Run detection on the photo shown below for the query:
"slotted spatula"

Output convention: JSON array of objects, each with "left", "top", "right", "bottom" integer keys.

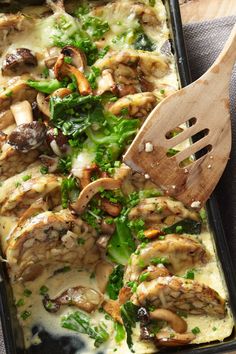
[{"left": 123, "top": 23, "right": 236, "bottom": 209}]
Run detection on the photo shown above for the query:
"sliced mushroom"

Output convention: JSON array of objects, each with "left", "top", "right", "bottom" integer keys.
[
  {"left": 2, "top": 48, "right": 38, "bottom": 76},
  {"left": 43, "top": 286, "right": 103, "bottom": 313},
  {"left": 71, "top": 178, "right": 121, "bottom": 214},
  {"left": 10, "top": 100, "right": 33, "bottom": 126},
  {"left": 61, "top": 46, "right": 87, "bottom": 72},
  {"left": 0, "top": 110, "right": 15, "bottom": 130},
  {"left": 107, "top": 92, "right": 157, "bottom": 118},
  {"left": 95, "top": 260, "right": 114, "bottom": 293},
  {"left": 118, "top": 286, "right": 132, "bottom": 304},
  {"left": 0, "top": 78, "right": 37, "bottom": 112},
  {"left": 7, "top": 121, "right": 46, "bottom": 152},
  {"left": 36, "top": 92, "right": 50, "bottom": 117},
  {"left": 150, "top": 309, "right": 187, "bottom": 334},
  {"left": 51, "top": 87, "right": 72, "bottom": 98},
  {"left": 100, "top": 218, "right": 116, "bottom": 235},
  {"left": 100, "top": 198, "right": 122, "bottom": 217},
  {"left": 155, "top": 331, "right": 196, "bottom": 347},
  {"left": 103, "top": 299, "right": 122, "bottom": 323},
  {"left": 96, "top": 69, "right": 116, "bottom": 95},
  {"left": 54, "top": 54, "right": 91, "bottom": 96},
  {"left": 0, "top": 14, "right": 25, "bottom": 31},
  {"left": 47, "top": 0, "right": 65, "bottom": 12}
]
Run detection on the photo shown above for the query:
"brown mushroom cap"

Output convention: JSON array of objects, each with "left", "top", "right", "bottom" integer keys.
[
  {"left": 155, "top": 331, "right": 196, "bottom": 347},
  {"left": 61, "top": 46, "right": 87, "bottom": 72},
  {"left": 43, "top": 286, "right": 103, "bottom": 313},
  {"left": 7, "top": 121, "right": 46, "bottom": 152},
  {"left": 2, "top": 48, "right": 38, "bottom": 76}
]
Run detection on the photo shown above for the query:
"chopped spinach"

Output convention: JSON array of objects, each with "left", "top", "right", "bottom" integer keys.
[
  {"left": 106, "top": 265, "right": 124, "bottom": 300},
  {"left": 61, "top": 311, "right": 109, "bottom": 347},
  {"left": 120, "top": 301, "right": 139, "bottom": 351}
]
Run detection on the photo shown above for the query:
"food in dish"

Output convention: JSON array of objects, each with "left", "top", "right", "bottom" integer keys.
[{"left": 0, "top": 0, "right": 234, "bottom": 353}]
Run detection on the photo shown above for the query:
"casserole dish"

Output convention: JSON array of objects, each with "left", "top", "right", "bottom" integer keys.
[{"left": 0, "top": 0, "right": 236, "bottom": 353}]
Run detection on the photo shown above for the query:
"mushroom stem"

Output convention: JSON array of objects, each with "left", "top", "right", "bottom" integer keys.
[
  {"left": 10, "top": 100, "right": 33, "bottom": 126},
  {"left": 155, "top": 331, "right": 196, "bottom": 347},
  {"left": 71, "top": 178, "right": 121, "bottom": 214},
  {"left": 36, "top": 92, "right": 50, "bottom": 117},
  {"left": 150, "top": 309, "right": 187, "bottom": 334}
]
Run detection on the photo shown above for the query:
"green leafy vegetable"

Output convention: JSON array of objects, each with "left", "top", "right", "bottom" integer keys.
[
  {"left": 107, "top": 219, "right": 136, "bottom": 265},
  {"left": 134, "top": 32, "right": 155, "bottom": 51},
  {"left": 21, "top": 310, "right": 31, "bottom": 320},
  {"left": 162, "top": 219, "right": 202, "bottom": 235},
  {"left": 61, "top": 176, "right": 79, "bottom": 208},
  {"left": 184, "top": 269, "right": 195, "bottom": 280},
  {"left": 27, "top": 79, "right": 64, "bottom": 94},
  {"left": 106, "top": 265, "right": 124, "bottom": 300},
  {"left": 120, "top": 301, "right": 139, "bottom": 351},
  {"left": 58, "top": 155, "right": 72, "bottom": 175},
  {"left": 114, "top": 322, "right": 126, "bottom": 344},
  {"left": 50, "top": 94, "right": 102, "bottom": 137},
  {"left": 61, "top": 311, "right": 109, "bottom": 347}
]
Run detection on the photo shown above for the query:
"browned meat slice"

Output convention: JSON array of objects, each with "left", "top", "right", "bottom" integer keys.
[
  {"left": 124, "top": 235, "right": 209, "bottom": 282},
  {"left": 0, "top": 174, "right": 62, "bottom": 216},
  {"left": 6, "top": 210, "right": 100, "bottom": 281},
  {"left": 0, "top": 145, "right": 39, "bottom": 181},
  {"left": 135, "top": 276, "right": 225, "bottom": 317},
  {"left": 128, "top": 196, "right": 199, "bottom": 228}
]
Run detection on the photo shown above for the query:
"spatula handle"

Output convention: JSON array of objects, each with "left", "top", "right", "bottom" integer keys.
[{"left": 209, "top": 22, "right": 236, "bottom": 75}]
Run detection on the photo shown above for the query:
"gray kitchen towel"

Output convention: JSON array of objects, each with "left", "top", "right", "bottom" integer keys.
[
  {"left": 183, "top": 16, "right": 236, "bottom": 258},
  {"left": 0, "top": 14, "right": 236, "bottom": 354}
]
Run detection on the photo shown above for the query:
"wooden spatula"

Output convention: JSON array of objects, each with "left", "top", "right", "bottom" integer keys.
[{"left": 124, "top": 23, "right": 236, "bottom": 209}]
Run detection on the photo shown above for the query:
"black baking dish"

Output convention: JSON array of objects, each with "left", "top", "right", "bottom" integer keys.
[{"left": 0, "top": 0, "right": 236, "bottom": 353}]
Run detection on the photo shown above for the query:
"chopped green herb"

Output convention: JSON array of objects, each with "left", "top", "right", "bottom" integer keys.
[
  {"left": 21, "top": 310, "right": 31, "bottom": 320},
  {"left": 212, "top": 326, "right": 217, "bottom": 331},
  {"left": 58, "top": 155, "right": 72, "bottom": 175},
  {"left": 99, "top": 45, "right": 110, "bottom": 58},
  {"left": 175, "top": 225, "right": 183, "bottom": 233},
  {"left": 80, "top": 15, "right": 110, "bottom": 40},
  {"left": 184, "top": 269, "right": 195, "bottom": 280},
  {"left": 139, "top": 272, "right": 150, "bottom": 282},
  {"left": 5, "top": 90, "right": 13, "bottom": 97},
  {"left": 64, "top": 56, "right": 73, "bottom": 64},
  {"left": 162, "top": 219, "right": 202, "bottom": 235},
  {"left": 87, "top": 66, "right": 101, "bottom": 89},
  {"left": 61, "top": 176, "right": 79, "bottom": 208},
  {"left": 134, "top": 31, "right": 155, "bottom": 51},
  {"left": 106, "top": 265, "right": 124, "bottom": 300},
  {"left": 39, "top": 285, "right": 49, "bottom": 296},
  {"left": 150, "top": 257, "right": 169, "bottom": 265},
  {"left": 23, "top": 289, "right": 32, "bottom": 297},
  {"left": 160, "top": 88, "right": 165, "bottom": 94},
  {"left": 77, "top": 237, "right": 85, "bottom": 245},
  {"left": 61, "top": 311, "right": 109, "bottom": 347},
  {"left": 126, "top": 281, "right": 138, "bottom": 293},
  {"left": 192, "top": 326, "right": 201, "bottom": 335},
  {"left": 16, "top": 298, "right": 25, "bottom": 307},
  {"left": 40, "top": 166, "right": 49, "bottom": 174},
  {"left": 15, "top": 182, "right": 21, "bottom": 188},
  {"left": 22, "top": 175, "right": 31, "bottom": 182}
]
